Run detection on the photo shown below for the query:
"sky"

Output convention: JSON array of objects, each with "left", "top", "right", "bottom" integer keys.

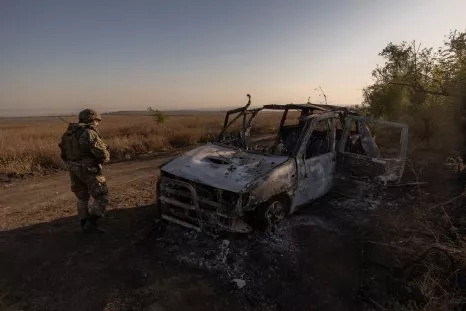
[{"left": 0, "top": 0, "right": 465, "bottom": 116}]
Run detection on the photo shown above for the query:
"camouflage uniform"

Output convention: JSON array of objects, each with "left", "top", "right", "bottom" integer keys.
[{"left": 58, "top": 109, "right": 110, "bottom": 233}]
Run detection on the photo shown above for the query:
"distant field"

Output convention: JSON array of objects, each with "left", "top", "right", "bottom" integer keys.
[
  {"left": 1, "top": 109, "right": 426, "bottom": 176},
  {"left": 0, "top": 109, "right": 232, "bottom": 119},
  {"left": 0, "top": 111, "right": 283, "bottom": 175}
]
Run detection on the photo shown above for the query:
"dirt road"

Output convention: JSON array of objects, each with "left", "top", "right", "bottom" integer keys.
[
  {"left": 0, "top": 155, "right": 171, "bottom": 231},
  {"left": 0, "top": 154, "right": 388, "bottom": 311}
]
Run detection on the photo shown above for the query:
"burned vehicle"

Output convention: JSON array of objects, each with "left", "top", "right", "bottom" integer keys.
[{"left": 156, "top": 95, "right": 408, "bottom": 233}]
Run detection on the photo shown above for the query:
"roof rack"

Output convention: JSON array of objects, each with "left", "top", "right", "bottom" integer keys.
[{"left": 262, "top": 103, "right": 360, "bottom": 115}]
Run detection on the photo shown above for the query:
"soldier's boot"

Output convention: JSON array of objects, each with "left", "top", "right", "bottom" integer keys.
[
  {"left": 86, "top": 214, "right": 106, "bottom": 234},
  {"left": 81, "top": 217, "right": 97, "bottom": 233},
  {"left": 76, "top": 197, "right": 91, "bottom": 232}
]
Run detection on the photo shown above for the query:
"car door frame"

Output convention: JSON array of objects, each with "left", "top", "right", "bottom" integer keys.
[
  {"left": 336, "top": 115, "right": 408, "bottom": 184},
  {"left": 291, "top": 112, "right": 337, "bottom": 212}
]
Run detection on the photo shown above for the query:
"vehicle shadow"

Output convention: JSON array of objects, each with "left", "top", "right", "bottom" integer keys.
[
  {"left": 0, "top": 197, "right": 391, "bottom": 311},
  {"left": 0, "top": 205, "right": 241, "bottom": 311}
]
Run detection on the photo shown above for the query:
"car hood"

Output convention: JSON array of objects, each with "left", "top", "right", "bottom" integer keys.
[{"left": 160, "top": 143, "right": 289, "bottom": 192}]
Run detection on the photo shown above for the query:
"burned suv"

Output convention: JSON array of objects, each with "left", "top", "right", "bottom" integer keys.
[{"left": 156, "top": 96, "right": 408, "bottom": 233}]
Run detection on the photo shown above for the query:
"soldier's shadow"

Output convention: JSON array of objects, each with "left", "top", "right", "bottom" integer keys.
[{"left": 0, "top": 204, "right": 164, "bottom": 310}]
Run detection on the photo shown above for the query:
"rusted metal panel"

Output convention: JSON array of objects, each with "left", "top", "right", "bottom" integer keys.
[
  {"left": 244, "top": 159, "right": 297, "bottom": 209},
  {"left": 292, "top": 113, "right": 337, "bottom": 211},
  {"left": 160, "top": 143, "right": 289, "bottom": 192},
  {"left": 293, "top": 153, "right": 336, "bottom": 212}
]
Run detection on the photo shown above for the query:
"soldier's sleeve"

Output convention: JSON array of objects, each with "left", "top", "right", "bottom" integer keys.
[{"left": 88, "top": 130, "right": 110, "bottom": 163}]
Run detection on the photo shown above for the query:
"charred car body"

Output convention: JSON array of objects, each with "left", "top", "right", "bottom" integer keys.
[{"left": 156, "top": 95, "right": 408, "bottom": 233}]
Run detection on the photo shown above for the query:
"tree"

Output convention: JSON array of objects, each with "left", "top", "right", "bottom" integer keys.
[
  {"left": 147, "top": 107, "right": 167, "bottom": 124},
  {"left": 362, "top": 30, "right": 466, "bottom": 152}
]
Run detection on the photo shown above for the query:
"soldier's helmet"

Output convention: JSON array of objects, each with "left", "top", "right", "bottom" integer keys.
[{"left": 78, "top": 109, "right": 102, "bottom": 123}]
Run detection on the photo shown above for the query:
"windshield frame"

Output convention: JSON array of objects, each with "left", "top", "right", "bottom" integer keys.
[{"left": 212, "top": 106, "right": 314, "bottom": 156}]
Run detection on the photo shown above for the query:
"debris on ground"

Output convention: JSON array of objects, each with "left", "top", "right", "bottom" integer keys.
[{"left": 231, "top": 279, "right": 246, "bottom": 289}]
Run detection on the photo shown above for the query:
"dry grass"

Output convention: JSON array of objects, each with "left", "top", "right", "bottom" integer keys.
[
  {"left": 0, "top": 109, "right": 443, "bottom": 176},
  {"left": 367, "top": 159, "right": 466, "bottom": 311},
  {"left": 0, "top": 114, "right": 223, "bottom": 175},
  {"left": 0, "top": 112, "right": 284, "bottom": 175}
]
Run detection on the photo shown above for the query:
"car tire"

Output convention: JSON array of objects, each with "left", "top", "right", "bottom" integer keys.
[{"left": 253, "top": 195, "right": 290, "bottom": 230}]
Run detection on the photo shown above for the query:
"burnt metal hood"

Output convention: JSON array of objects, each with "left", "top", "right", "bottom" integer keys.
[{"left": 160, "top": 143, "right": 289, "bottom": 192}]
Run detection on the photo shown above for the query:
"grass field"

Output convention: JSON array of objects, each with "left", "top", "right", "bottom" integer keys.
[
  {"left": 0, "top": 111, "right": 287, "bottom": 175},
  {"left": 0, "top": 108, "right": 455, "bottom": 176},
  {"left": 0, "top": 113, "right": 217, "bottom": 175}
]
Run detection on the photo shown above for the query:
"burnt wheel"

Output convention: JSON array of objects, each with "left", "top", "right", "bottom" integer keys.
[{"left": 254, "top": 196, "right": 290, "bottom": 230}]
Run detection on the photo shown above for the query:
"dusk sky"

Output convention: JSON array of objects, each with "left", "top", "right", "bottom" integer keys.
[{"left": 1, "top": 0, "right": 465, "bottom": 116}]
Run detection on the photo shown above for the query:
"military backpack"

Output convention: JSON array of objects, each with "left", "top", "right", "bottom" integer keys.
[{"left": 59, "top": 123, "right": 86, "bottom": 162}]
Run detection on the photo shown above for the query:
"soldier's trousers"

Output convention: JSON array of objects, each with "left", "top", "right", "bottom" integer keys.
[{"left": 68, "top": 164, "right": 109, "bottom": 220}]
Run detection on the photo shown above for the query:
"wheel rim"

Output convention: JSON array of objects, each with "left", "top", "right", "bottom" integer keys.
[{"left": 264, "top": 200, "right": 286, "bottom": 226}]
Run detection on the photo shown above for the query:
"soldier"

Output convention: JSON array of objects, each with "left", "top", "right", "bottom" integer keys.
[{"left": 58, "top": 109, "right": 110, "bottom": 233}]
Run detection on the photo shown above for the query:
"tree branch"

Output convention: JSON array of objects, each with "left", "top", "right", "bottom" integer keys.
[{"left": 387, "top": 82, "right": 457, "bottom": 97}]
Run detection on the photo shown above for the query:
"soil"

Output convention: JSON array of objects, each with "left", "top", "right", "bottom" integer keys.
[{"left": 0, "top": 153, "right": 463, "bottom": 311}]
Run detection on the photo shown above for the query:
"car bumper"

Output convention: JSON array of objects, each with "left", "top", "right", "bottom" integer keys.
[{"left": 157, "top": 177, "right": 252, "bottom": 233}]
